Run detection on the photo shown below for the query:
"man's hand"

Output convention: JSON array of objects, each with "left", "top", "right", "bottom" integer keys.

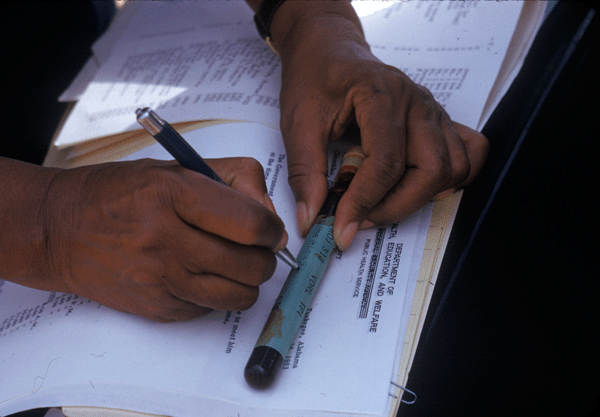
[
  {"left": 269, "top": 1, "right": 489, "bottom": 250},
  {"left": 0, "top": 157, "right": 286, "bottom": 322}
]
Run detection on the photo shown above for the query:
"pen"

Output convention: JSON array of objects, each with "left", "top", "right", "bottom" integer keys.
[
  {"left": 135, "top": 107, "right": 299, "bottom": 270},
  {"left": 244, "top": 146, "right": 365, "bottom": 389}
]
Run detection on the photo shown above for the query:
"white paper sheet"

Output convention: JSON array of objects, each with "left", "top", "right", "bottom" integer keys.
[
  {"left": 54, "top": 1, "right": 530, "bottom": 147},
  {"left": 2, "top": 2, "right": 549, "bottom": 415},
  {"left": 1, "top": 122, "right": 432, "bottom": 417}
]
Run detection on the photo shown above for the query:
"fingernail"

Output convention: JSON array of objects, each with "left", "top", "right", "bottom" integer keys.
[
  {"left": 336, "top": 222, "right": 359, "bottom": 252},
  {"left": 296, "top": 201, "right": 311, "bottom": 236},
  {"left": 359, "top": 219, "right": 376, "bottom": 230}
]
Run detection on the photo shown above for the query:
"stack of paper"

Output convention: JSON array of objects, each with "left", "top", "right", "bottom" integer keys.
[{"left": 1, "top": 2, "right": 546, "bottom": 417}]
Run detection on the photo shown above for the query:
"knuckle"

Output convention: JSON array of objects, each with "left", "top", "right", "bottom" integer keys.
[
  {"left": 257, "top": 250, "right": 278, "bottom": 283},
  {"left": 455, "top": 157, "right": 471, "bottom": 184},
  {"left": 239, "top": 206, "right": 276, "bottom": 245},
  {"left": 426, "top": 156, "right": 453, "bottom": 188},
  {"left": 369, "top": 150, "right": 405, "bottom": 186},
  {"left": 241, "top": 249, "right": 277, "bottom": 286},
  {"left": 138, "top": 158, "right": 179, "bottom": 185},
  {"left": 144, "top": 304, "right": 174, "bottom": 322},
  {"left": 411, "top": 85, "right": 445, "bottom": 121},
  {"left": 236, "top": 287, "right": 260, "bottom": 311},
  {"left": 130, "top": 221, "right": 164, "bottom": 250},
  {"left": 414, "top": 84, "right": 436, "bottom": 103},
  {"left": 237, "top": 157, "right": 264, "bottom": 177},
  {"left": 351, "top": 192, "right": 379, "bottom": 218},
  {"left": 127, "top": 268, "right": 158, "bottom": 287},
  {"left": 345, "top": 65, "right": 412, "bottom": 112},
  {"left": 134, "top": 161, "right": 187, "bottom": 210},
  {"left": 280, "top": 105, "right": 304, "bottom": 136},
  {"left": 206, "top": 284, "right": 260, "bottom": 312},
  {"left": 287, "top": 161, "right": 315, "bottom": 189},
  {"left": 372, "top": 149, "right": 405, "bottom": 174},
  {"left": 352, "top": 77, "right": 395, "bottom": 109},
  {"left": 474, "top": 133, "right": 491, "bottom": 155}
]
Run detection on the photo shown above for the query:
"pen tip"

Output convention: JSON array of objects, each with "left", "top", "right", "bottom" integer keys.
[{"left": 276, "top": 247, "right": 299, "bottom": 270}]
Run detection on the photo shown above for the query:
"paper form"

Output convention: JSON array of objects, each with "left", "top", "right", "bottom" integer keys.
[
  {"left": 360, "top": 1, "right": 524, "bottom": 130},
  {"left": 55, "top": 1, "right": 529, "bottom": 147},
  {"left": 1, "top": 122, "right": 431, "bottom": 417},
  {"left": 56, "top": 1, "right": 398, "bottom": 104},
  {"left": 2, "top": 2, "right": 549, "bottom": 415}
]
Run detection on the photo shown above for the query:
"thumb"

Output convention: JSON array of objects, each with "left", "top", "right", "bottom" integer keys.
[{"left": 282, "top": 126, "right": 330, "bottom": 237}]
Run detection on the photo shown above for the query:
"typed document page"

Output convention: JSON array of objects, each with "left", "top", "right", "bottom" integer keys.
[
  {"left": 55, "top": 1, "right": 526, "bottom": 146},
  {"left": 1, "top": 123, "right": 431, "bottom": 417}
]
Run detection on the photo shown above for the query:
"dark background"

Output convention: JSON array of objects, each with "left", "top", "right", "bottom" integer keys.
[
  {"left": 3, "top": 1, "right": 599, "bottom": 417},
  {"left": 400, "top": 2, "right": 600, "bottom": 416},
  {"left": 1, "top": 1, "right": 114, "bottom": 165}
]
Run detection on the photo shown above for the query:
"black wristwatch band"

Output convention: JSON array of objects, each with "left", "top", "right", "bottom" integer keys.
[{"left": 253, "top": 0, "right": 288, "bottom": 54}]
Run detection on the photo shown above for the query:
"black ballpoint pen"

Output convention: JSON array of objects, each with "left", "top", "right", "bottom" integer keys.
[{"left": 135, "top": 107, "right": 299, "bottom": 270}]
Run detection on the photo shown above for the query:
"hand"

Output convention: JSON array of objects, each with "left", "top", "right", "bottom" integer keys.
[
  {"left": 2, "top": 157, "right": 286, "bottom": 322},
  {"left": 270, "top": 1, "right": 489, "bottom": 250}
]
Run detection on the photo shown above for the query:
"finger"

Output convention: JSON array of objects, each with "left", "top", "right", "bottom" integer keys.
[
  {"left": 166, "top": 167, "right": 286, "bottom": 251},
  {"left": 450, "top": 122, "right": 489, "bottom": 187},
  {"left": 333, "top": 96, "right": 406, "bottom": 250},
  {"left": 436, "top": 117, "right": 471, "bottom": 190},
  {"left": 206, "top": 157, "right": 289, "bottom": 251},
  {"left": 360, "top": 112, "right": 452, "bottom": 226},
  {"left": 162, "top": 220, "right": 277, "bottom": 287},
  {"left": 170, "top": 273, "right": 262, "bottom": 312},
  {"left": 108, "top": 253, "right": 259, "bottom": 321},
  {"left": 431, "top": 123, "right": 489, "bottom": 201},
  {"left": 206, "top": 157, "right": 277, "bottom": 214},
  {"left": 143, "top": 300, "right": 214, "bottom": 322},
  {"left": 281, "top": 106, "right": 331, "bottom": 236},
  {"left": 123, "top": 226, "right": 275, "bottom": 316},
  {"left": 150, "top": 305, "right": 214, "bottom": 322},
  {"left": 102, "top": 273, "right": 213, "bottom": 322}
]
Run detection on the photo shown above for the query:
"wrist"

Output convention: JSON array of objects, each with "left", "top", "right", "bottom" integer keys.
[
  {"left": 0, "top": 158, "right": 69, "bottom": 292},
  {"left": 268, "top": 0, "right": 366, "bottom": 56}
]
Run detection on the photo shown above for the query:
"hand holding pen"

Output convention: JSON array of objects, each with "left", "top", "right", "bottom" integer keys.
[
  {"left": 4, "top": 138, "right": 289, "bottom": 322},
  {"left": 136, "top": 107, "right": 298, "bottom": 270}
]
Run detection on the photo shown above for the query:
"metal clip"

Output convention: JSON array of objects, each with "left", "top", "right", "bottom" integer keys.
[{"left": 389, "top": 381, "right": 417, "bottom": 404}]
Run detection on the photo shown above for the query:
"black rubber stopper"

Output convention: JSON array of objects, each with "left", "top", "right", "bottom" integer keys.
[{"left": 244, "top": 345, "right": 283, "bottom": 389}]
